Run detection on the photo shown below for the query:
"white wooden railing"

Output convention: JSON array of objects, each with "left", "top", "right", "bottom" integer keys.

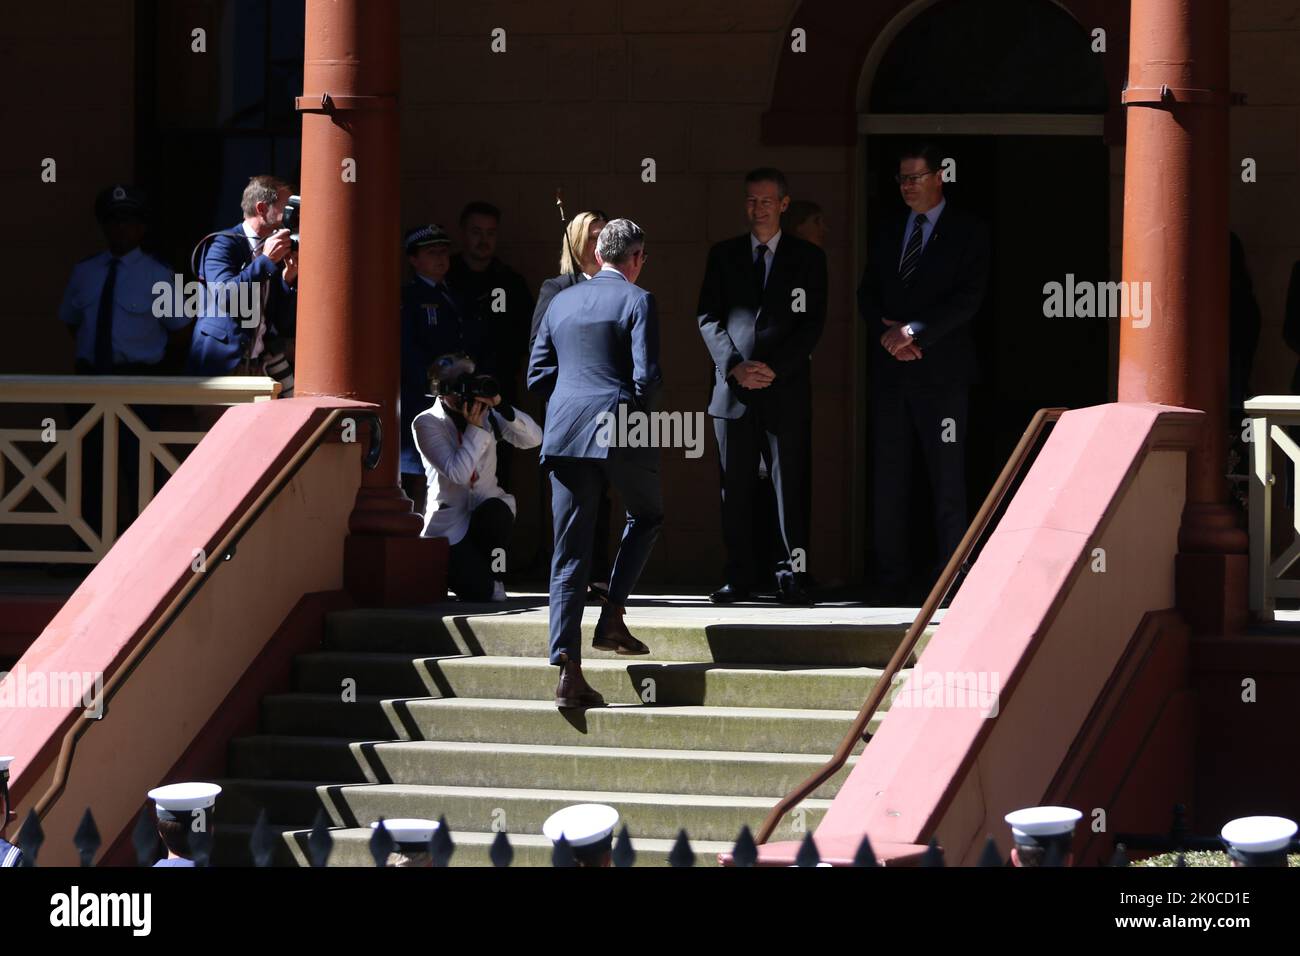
[
  {"left": 0, "top": 376, "right": 279, "bottom": 564},
  {"left": 1247, "top": 396, "right": 1300, "bottom": 617}
]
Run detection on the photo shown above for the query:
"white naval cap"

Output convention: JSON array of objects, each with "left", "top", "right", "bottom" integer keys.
[
  {"left": 1221, "top": 816, "right": 1297, "bottom": 856},
  {"left": 0, "top": 756, "right": 13, "bottom": 775},
  {"left": 148, "top": 782, "right": 221, "bottom": 820},
  {"left": 371, "top": 818, "right": 440, "bottom": 846},
  {"left": 1004, "top": 806, "right": 1082, "bottom": 844},
  {"left": 543, "top": 803, "right": 620, "bottom": 847}
]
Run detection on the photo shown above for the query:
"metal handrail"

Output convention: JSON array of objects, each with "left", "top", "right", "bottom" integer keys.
[
  {"left": 29, "top": 407, "right": 381, "bottom": 821},
  {"left": 755, "top": 407, "right": 1067, "bottom": 845}
]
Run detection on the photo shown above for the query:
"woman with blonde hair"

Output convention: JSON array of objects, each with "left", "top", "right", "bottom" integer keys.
[
  {"left": 528, "top": 209, "right": 612, "bottom": 601},
  {"left": 529, "top": 209, "right": 608, "bottom": 347}
]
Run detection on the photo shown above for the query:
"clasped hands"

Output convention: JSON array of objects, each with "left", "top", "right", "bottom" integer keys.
[
  {"left": 730, "top": 360, "right": 775, "bottom": 389},
  {"left": 881, "top": 318, "right": 922, "bottom": 362}
]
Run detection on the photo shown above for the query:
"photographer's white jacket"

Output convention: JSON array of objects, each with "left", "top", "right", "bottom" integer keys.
[{"left": 412, "top": 399, "right": 543, "bottom": 544}]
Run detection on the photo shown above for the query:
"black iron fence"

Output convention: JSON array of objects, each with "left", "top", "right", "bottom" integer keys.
[
  {"left": 3, "top": 803, "right": 1124, "bottom": 867},
  {"left": 14, "top": 801, "right": 1292, "bottom": 867}
]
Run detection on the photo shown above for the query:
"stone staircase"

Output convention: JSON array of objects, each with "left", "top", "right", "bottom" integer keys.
[{"left": 213, "top": 599, "right": 933, "bottom": 866}]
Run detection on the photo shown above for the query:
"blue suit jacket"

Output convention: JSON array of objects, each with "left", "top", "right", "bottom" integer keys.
[
  {"left": 0, "top": 837, "right": 22, "bottom": 867},
  {"left": 186, "top": 224, "right": 297, "bottom": 375},
  {"left": 527, "top": 270, "right": 661, "bottom": 461}
]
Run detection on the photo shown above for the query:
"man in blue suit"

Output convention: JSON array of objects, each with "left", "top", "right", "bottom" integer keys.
[
  {"left": 528, "top": 219, "right": 663, "bottom": 709},
  {"left": 1, "top": 755, "right": 23, "bottom": 867},
  {"left": 187, "top": 175, "right": 298, "bottom": 382}
]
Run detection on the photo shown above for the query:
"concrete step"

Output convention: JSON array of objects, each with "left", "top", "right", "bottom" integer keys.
[
  {"left": 293, "top": 652, "right": 901, "bottom": 711},
  {"left": 213, "top": 823, "right": 733, "bottom": 867},
  {"left": 323, "top": 607, "right": 931, "bottom": 667},
  {"left": 213, "top": 778, "right": 830, "bottom": 843},
  {"left": 259, "top": 694, "right": 872, "bottom": 754},
  {"left": 227, "top": 736, "right": 856, "bottom": 799}
]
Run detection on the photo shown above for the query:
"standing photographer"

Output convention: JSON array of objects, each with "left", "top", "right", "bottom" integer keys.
[
  {"left": 414, "top": 353, "right": 542, "bottom": 602},
  {"left": 186, "top": 175, "right": 298, "bottom": 394}
]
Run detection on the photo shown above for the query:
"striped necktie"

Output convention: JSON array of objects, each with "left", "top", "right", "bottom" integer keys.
[{"left": 899, "top": 213, "right": 928, "bottom": 285}]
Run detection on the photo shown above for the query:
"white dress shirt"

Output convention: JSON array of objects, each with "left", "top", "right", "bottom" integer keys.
[
  {"left": 58, "top": 246, "right": 183, "bottom": 366},
  {"left": 240, "top": 221, "right": 273, "bottom": 358},
  {"left": 413, "top": 398, "right": 543, "bottom": 544}
]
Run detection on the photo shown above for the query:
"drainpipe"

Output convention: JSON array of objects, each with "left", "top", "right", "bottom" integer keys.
[
  {"left": 294, "top": 0, "right": 442, "bottom": 604},
  {"left": 1118, "top": 0, "right": 1245, "bottom": 634}
]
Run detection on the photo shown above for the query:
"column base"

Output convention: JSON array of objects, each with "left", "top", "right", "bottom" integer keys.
[
  {"left": 344, "top": 534, "right": 448, "bottom": 607},
  {"left": 349, "top": 484, "right": 425, "bottom": 536},
  {"left": 1175, "top": 552, "right": 1248, "bottom": 636}
]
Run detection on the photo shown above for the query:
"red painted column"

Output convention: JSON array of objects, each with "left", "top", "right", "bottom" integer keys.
[
  {"left": 1118, "top": 0, "right": 1245, "bottom": 633},
  {"left": 295, "top": 0, "right": 444, "bottom": 605}
]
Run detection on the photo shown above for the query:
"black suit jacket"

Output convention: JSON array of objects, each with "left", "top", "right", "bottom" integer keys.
[
  {"left": 530, "top": 272, "right": 586, "bottom": 351},
  {"left": 696, "top": 233, "right": 828, "bottom": 421},
  {"left": 857, "top": 203, "right": 990, "bottom": 386}
]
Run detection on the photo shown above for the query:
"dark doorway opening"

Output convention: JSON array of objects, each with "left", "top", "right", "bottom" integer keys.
[
  {"left": 862, "top": 133, "right": 1110, "bottom": 589},
  {"left": 134, "top": 0, "right": 304, "bottom": 283}
]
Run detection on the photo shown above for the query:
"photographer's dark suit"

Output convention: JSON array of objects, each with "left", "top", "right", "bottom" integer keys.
[
  {"left": 528, "top": 269, "right": 663, "bottom": 664},
  {"left": 186, "top": 225, "right": 296, "bottom": 375},
  {"left": 858, "top": 202, "right": 990, "bottom": 599},
  {"left": 697, "top": 233, "right": 827, "bottom": 592}
]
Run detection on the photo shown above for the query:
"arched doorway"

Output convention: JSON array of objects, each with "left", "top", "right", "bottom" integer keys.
[{"left": 856, "top": 0, "right": 1113, "bottom": 587}]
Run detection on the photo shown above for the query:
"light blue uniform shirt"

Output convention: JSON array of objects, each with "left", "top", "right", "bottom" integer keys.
[
  {"left": 899, "top": 197, "right": 947, "bottom": 266},
  {"left": 59, "top": 247, "right": 184, "bottom": 366}
]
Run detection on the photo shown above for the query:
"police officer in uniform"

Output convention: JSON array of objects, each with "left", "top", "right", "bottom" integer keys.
[
  {"left": 1, "top": 755, "right": 23, "bottom": 867},
  {"left": 147, "top": 782, "right": 222, "bottom": 867},
  {"left": 59, "top": 184, "right": 183, "bottom": 375},
  {"left": 59, "top": 185, "right": 183, "bottom": 533},
  {"left": 401, "top": 224, "right": 488, "bottom": 514}
]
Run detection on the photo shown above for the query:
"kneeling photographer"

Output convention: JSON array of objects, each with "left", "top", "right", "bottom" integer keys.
[{"left": 414, "top": 353, "right": 542, "bottom": 602}]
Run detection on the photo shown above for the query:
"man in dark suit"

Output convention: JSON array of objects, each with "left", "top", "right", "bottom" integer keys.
[
  {"left": 451, "top": 202, "right": 535, "bottom": 494},
  {"left": 528, "top": 218, "right": 663, "bottom": 709},
  {"left": 858, "top": 144, "right": 990, "bottom": 604},
  {"left": 186, "top": 175, "right": 298, "bottom": 378},
  {"left": 452, "top": 202, "right": 535, "bottom": 403},
  {"left": 697, "top": 168, "right": 827, "bottom": 605}
]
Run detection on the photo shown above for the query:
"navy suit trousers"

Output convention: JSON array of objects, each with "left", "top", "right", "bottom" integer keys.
[
  {"left": 870, "top": 380, "right": 969, "bottom": 599},
  {"left": 546, "top": 452, "right": 663, "bottom": 664}
]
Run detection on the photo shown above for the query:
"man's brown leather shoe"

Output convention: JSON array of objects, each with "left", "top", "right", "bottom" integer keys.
[
  {"left": 555, "top": 653, "right": 606, "bottom": 709},
  {"left": 592, "top": 604, "right": 650, "bottom": 656}
]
